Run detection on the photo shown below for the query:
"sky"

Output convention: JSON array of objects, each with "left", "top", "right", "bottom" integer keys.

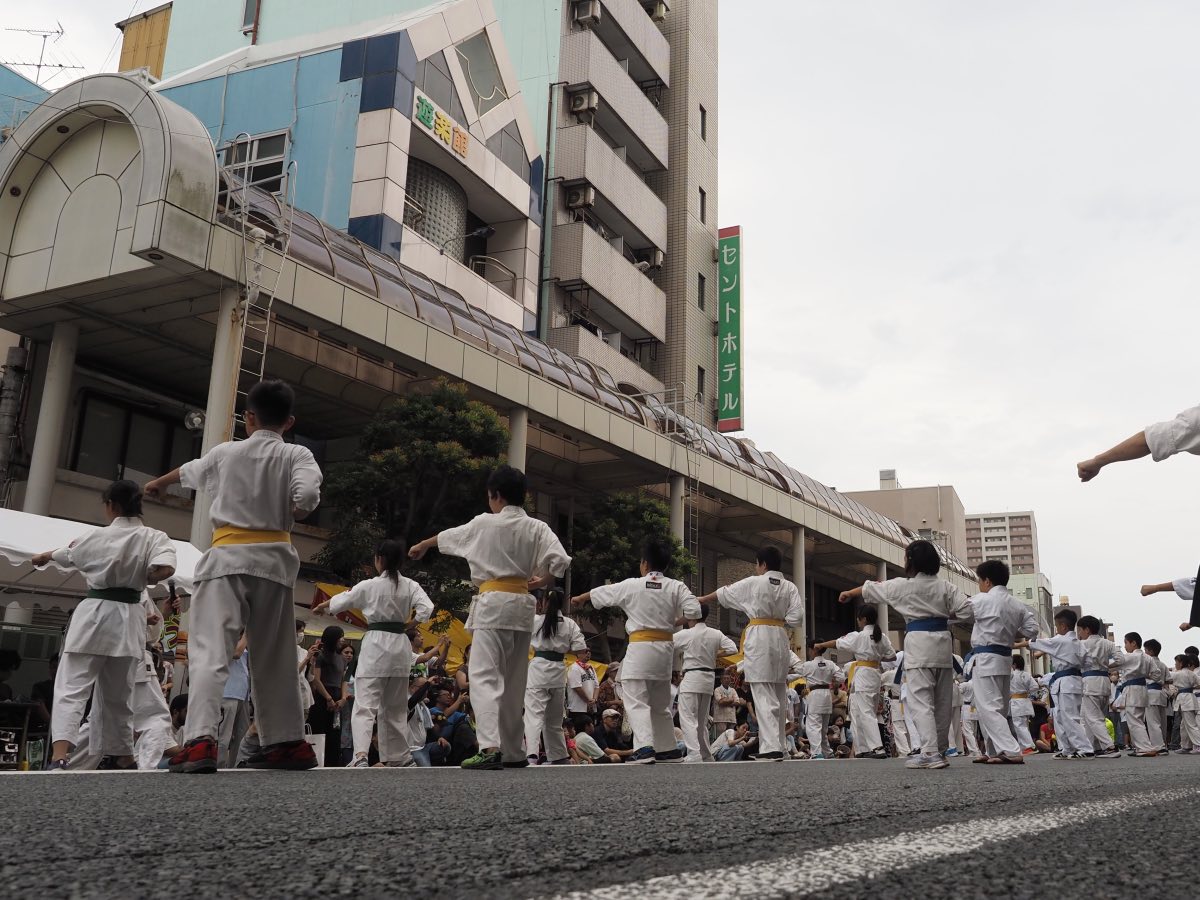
[{"left": 3, "top": 1, "right": 1200, "bottom": 656}]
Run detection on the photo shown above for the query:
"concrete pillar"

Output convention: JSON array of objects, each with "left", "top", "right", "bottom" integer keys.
[
  {"left": 507, "top": 406, "right": 528, "bottom": 472},
  {"left": 876, "top": 561, "right": 893, "bottom": 646},
  {"left": 190, "top": 287, "right": 243, "bottom": 549},
  {"left": 792, "top": 526, "right": 806, "bottom": 659},
  {"left": 23, "top": 322, "right": 78, "bottom": 516},
  {"left": 668, "top": 474, "right": 685, "bottom": 542}
]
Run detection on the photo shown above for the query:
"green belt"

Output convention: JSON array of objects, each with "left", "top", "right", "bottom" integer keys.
[
  {"left": 534, "top": 650, "right": 566, "bottom": 662},
  {"left": 366, "top": 621, "right": 409, "bottom": 634},
  {"left": 86, "top": 587, "right": 141, "bottom": 604}
]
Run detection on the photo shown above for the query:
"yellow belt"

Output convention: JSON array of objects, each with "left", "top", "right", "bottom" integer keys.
[
  {"left": 748, "top": 618, "right": 787, "bottom": 628},
  {"left": 847, "top": 659, "right": 881, "bottom": 690},
  {"left": 212, "top": 526, "right": 291, "bottom": 547},
  {"left": 629, "top": 629, "right": 674, "bottom": 642},
  {"left": 479, "top": 578, "right": 530, "bottom": 595},
  {"left": 1012, "top": 692, "right": 1029, "bottom": 700}
]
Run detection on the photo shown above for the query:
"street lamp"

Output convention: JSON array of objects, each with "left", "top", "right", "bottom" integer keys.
[{"left": 439, "top": 225, "right": 495, "bottom": 255}]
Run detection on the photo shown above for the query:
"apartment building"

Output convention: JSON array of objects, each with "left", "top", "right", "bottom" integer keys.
[
  {"left": 965, "top": 510, "right": 1040, "bottom": 575},
  {"left": 845, "top": 470, "right": 969, "bottom": 561}
]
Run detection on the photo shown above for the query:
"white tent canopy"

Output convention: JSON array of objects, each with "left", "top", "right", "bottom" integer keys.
[{"left": 0, "top": 508, "right": 201, "bottom": 613}]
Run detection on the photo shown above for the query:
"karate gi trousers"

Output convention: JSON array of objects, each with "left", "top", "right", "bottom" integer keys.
[
  {"left": 623, "top": 678, "right": 676, "bottom": 753},
  {"left": 677, "top": 690, "right": 715, "bottom": 761},
  {"left": 961, "top": 712, "right": 980, "bottom": 756},
  {"left": 1012, "top": 716, "right": 1035, "bottom": 751},
  {"left": 1180, "top": 709, "right": 1200, "bottom": 748},
  {"left": 973, "top": 674, "right": 1020, "bottom": 758},
  {"left": 1147, "top": 697, "right": 1167, "bottom": 751},
  {"left": 1081, "top": 694, "right": 1117, "bottom": 752},
  {"left": 353, "top": 675, "right": 412, "bottom": 764},
  {"left": 1123, "top": 706, "right": 1154, "bottom": 753},
  {"left": 1050, "top": 688, "right": 1089, "bottom": 755},
  {"left": 905, "top": 667, "right": 954, "bottom": 757},
  {"left": 889, "top": 699, "right": 911, "bottom": 755},
  {"left": 470, "top": 627, "right": 532, "bottom": 760},
  {"left": 849, "top": 691, "right": 883, "bottom": 753},
  {"left": 185, "top": 574, "right": 303, "bottom": 748},
  {"left": 218, "top": 698, "right": 251, "bottom": 768},
  {"left": 750, "top": 682, "right": 787, "bottom": 756},
  {"left": 522, "top": 684, "right": 567, "bottom": 763},
  {"left": 52, "top": 652, "right": 137, "bottom": 756}
]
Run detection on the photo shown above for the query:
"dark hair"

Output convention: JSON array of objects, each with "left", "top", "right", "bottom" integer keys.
[
  {"left": 975, "top": 559, "right": 1010, "bottom": 587},
  {"left": 486, "top": 464, "right": 526, "bottom": 506},
  {"left": 319, "top": 625, "right": 345, "bottom": 657},
  {"left": 756, "top": 546, "right": 782, "bottom": 572},
  {"left": 904, "top": 540, "right": 940, "bottom": 577},
  {"left": 538, "top": 588, "right": 566, "bottom": 641},
  {"left": 1077, "top": 615, "right": 1102, "bottom": 635},
  {"left": 1175, "top": 655, "right": 1187, "bottom": 665},
  {"left": 169, "top": 693, "right": 188, "bottom": 714},
  {"left": 1125, "top": 631, "right": 1142, "bottom": 648},
  {"left": 247, "top": 379, "right": 295, "bottom": 428},
  {"left": 1012, "top": 654, "right": 1025, "bottom": 670},
  {"left": 857, "top": 605, "right": 882, "bottom": 643},
  {"left": 1187, "top": 646, "right": 1200, "bottom": 657},
  {"left": 808, "top": 640, "right": 826, "bottom": 656},
  {"left": 102, "top": 479, "right": 144, "bottom": 517},
  {"left": 696, "top": 602, "right": 710, "bottom": 621},
  {"left": 295, "top": 618, "right": 306, "bottom": 632},
  {"left": 1054, "top": 608, "right": 1078, "bottom": 629},
  {"left": 376, "top": 538, "right": 406, "bottom": 584},
  {"left": 1188, "top": 654, "right": 1200, "bottom": 669},
  {"left": 641, "top": 536, "right": 672, "bottom": 573},
  {"left": 1144, "top": 638, "right": 1161, "bottom": 655}
]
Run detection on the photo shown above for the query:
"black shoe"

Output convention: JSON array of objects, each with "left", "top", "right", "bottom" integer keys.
[
  {"left": 97, "top": 756, "right": 138, "bottom": 771},
  {"left": 758, "top": 751, "right": 785, "bottom": 761},
  {"left": 655, "top": 748, "right": 686, "bottom": 763},
  {"left": 502, "top": 759, "right": 530, "bottom": 768}
]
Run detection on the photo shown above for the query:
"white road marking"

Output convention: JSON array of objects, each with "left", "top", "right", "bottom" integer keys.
[{"left": 541, "top": 786, "right": 1200, "bottom": 900}]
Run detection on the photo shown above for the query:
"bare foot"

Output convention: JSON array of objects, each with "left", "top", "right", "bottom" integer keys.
[{"left": 1180, "top": 622, "right": 1193, "bottom": 632}]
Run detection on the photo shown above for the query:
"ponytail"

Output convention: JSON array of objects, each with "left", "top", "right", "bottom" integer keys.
[
  {"left": 538, "top": 588, "right": 565, "bottom": 641},
  {"left": 376, "top": 539, "right": 405, "bottom": 584},
  {"left": 860, "top": 606, "right": 882, "bottom": 643},
  {"left": 102, "top": 479, "right": 144, "bottom": 518}
]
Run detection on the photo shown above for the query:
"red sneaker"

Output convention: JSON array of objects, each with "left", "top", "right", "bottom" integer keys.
[
  {"left": 243, "top": 740, "right": 318, "bottom": 770},
  {"left": 169, "top": 737, "right": 218, "bottom": 774}
]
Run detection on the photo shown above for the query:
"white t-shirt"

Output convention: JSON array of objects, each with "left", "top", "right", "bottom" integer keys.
[
  {"left": 566, "top": 661, "right": 598, "bottom": 712},
  {"left": 710, "top": 728, "right": 740, "bottom": 756}
]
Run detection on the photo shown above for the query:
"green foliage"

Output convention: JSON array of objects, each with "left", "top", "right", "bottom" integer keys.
[{"left": 316, "top": 379, "right": 509, "bottom": 615}]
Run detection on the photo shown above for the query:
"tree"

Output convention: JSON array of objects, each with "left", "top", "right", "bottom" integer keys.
[
  {"left": 570, "top": 491, "right": 696, "bottom": 661},
  {"left": 316, "top": 378, "right": 509, "bottom": 616}
]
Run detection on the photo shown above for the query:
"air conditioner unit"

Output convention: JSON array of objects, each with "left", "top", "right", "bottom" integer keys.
[
  {"left": 566, "top": 185, "right": 596, "bottom": 209},
  {"left": 573, "top": 0, "right": 602, "bottom": 27},
  {"left": 568, "top": 89, "right": 600, "bottom": 115},
  {"left": 651, "top": 1, "right": 669, "bottom": 22},
  {"left": 649, "top": 249, "right": 665, "bottom": 270}
]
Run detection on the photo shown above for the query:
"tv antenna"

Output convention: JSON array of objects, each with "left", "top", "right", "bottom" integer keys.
[{"left": 2, "top": 22, "right": 83, "bottom": 85}]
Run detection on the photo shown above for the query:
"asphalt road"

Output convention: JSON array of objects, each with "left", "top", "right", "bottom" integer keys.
[{"left": 6, "top": 753, "right": 1197, "bottom": 899}]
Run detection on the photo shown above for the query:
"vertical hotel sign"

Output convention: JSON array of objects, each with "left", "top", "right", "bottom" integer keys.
[{"left": 717, "top": 226, "right": 743, "bottom": 433}]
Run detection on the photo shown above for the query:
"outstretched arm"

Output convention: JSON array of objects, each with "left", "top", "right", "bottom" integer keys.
[
  {"left": 1140, "top": 582, "right": 1175, "bottom": 597},
  {"left": 1077, "top": 432, "right": 1150, "bottom": 482}
]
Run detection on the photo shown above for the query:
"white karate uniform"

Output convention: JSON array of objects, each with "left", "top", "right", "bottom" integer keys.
[
  {"left": 591, "top": 572, "right": 700, "bottom": 753},
  {"left": 1145, "top": 655, "right": 1169, "bottom": 751},
  {"left": 50, "top": 518, "right": 176, "bottom": 757},
  {"left": 1171, "top": 669, "right": 1199, "bottom": 748},
  {"left": 330, "top": 573, "right": 433, "bottom": 763},
  {"left": 717, "top": 570, "right": 805, "bottom": 756},
  {"left": 1029, "top": 631, "right": 1088, "bottom": 754},
  {"left": 438, "top": 505, "right": 570, "bottom": 760},
  {"left": 862, "top": 574, "right": 971, "bottom": 758},
  {"left": 1079, "top": 635, "right": 1123, "bottom": 753},
  {"left": 1008, "top": 669, "right": 1039, "bottom": 751},
  {"left": 798, "top": 656, "right": 842, "bottom": 756},
  {"left": 673, "top": 623, "right": 738, "bottom": 761},
  {"left": 883, "top": 662, "right": 911, "bottom": 755},
  {"left": 960, "top": 679, "right": 980, "bottom": 757},
  {"left": 965, "top": 586, "right": 1038, "bottom": 759},
  {"left": 1117, "top": 648, "right": 1154, "bottom": 753},
  {"left": 180, "top": 429, "right": 322, "bottom": 748},
  {"left": 837, "top": 625, "right": 896, "bottom": 754},
  {"left": 523, "top": 614, "right": 586, "bottom": 762}
]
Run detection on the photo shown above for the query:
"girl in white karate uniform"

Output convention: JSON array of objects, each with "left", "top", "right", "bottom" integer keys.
[
  {"left": 813, "top": 606, "right": 895, "bottom": 759},
  {"left": 524, "top": 589, "right": 586, "bottom": 764},
  {"left": 313, "top": 540, "right": 433, "bottom": 767},
  {"left": 32, "top": 480, "right": 176, "bottom": 770},
  {"left": 1008, "top": 655, "right": 1038, "bottom": 754}
]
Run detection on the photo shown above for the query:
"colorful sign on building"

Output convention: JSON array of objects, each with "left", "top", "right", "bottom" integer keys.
[
  {"left": 717, "top": 225, "right": 743, "bottom": 433},
  {"left": 413, "top": 89, "right": 469, "bottom": 159}
]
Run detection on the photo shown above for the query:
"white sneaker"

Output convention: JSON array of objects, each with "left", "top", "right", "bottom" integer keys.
[
  {"left": 906, "top": 754, "right": 949, "bottom": 770},
  {"left": 346, "top": 756, "right": 370, "bottom": 768}
]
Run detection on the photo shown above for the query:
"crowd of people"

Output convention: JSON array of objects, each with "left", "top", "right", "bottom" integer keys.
[{"left": 17, "top": 380, "right": 1200, "bottom": 773}]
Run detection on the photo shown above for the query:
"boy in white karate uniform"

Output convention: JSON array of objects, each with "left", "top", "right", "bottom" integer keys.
[
  {"left": 1008, "top": 655, "right": 1039, "bottom": 754},
  {"left": 959, "top": 668, "right": 980, "bottom": 758},
  {"left": 524, "top": 590, "right": 587, "bottom": 765},
  {"left": 313, "top": 539, "right": 433, "bottom": 767},
  {"left": 1116, "top": 631, "right": 1157, "bottom": 757},
  {"left": 33, "top": 480, "right": 176, "bottom": 770},
  {"left": 797, "top": 645, "right": 842, "bottom": 759},
  {"left": 840, "top": 540, "right": 971, "bottom": 770},
  {"left": 412, "top": 465, "right": 570, "bottom": 770},
  {"left": 812, "top": 605, "right": 895, "bottom": 759},
  {"left": 573, "top": 537, "right": 700, "bottom": 763},
  {"left": 673, "top": 609, "right": 738, "bottom": 762},
  {"left": 1171, "top": 653, "right": 1200, "bottom": 752},
  {"left": 698, "top": 546, "right": 805, "bottom": 761},
  {"left": 965, "top": 560, "right": 1039, "bottom": 765},
  {"left": 1075, "top": 615, "right": 1124, "bottom": 758},
  {"left": 146, "top": 380, "right": 323, "bottom": 774},
  {"left": 1027, "top": 608, "right": 1089, "bottom": 759},
  {"left": 1143, "top": 638, "right": 1170, "bottom": 753}
]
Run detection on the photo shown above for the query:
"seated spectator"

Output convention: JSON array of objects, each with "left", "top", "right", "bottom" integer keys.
[
  {"left": 596, "top": 664, "right": 623, "bottom": 717},
  {"left": 409, "top": 678, "right": 435, "bottom": 767},
  {"left": 455, "top": 644, "right": 471, "bottom": 693},
  {"left": 571, "top": 718, "right": 617, "bottom": 763},
  {"left": 426, "top": 687, "right": 477, "bottom": 766},
  {"left": 595, "top": 709, "right": 635, "bottom": 761},
  {"left": 1036, "top": 716, "right": 1056, "bottom": 754},
  {"left": 711, "top": 723, "right": 754, "bottom": 761}
]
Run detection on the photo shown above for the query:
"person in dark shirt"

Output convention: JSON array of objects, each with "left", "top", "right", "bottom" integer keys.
[
  {"left": 31, "top": 653, "right": 59, "bottom": 727},
  {"left": 595, "top": 709, "right": 634, "bottom": 760}
]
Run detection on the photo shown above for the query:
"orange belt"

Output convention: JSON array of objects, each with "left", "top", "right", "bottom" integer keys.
[
  {"left": 1011, "top": 692, "right": 1030, "bottom": 700},
  {"left": 479, "top": 578, "right": 530, "bottom": 595},
  {"left": 212, "top": 526, "right": 291, "bottom": 546},
  {"left": 629, "top": 629, "right": 674, "bottom": 642}
]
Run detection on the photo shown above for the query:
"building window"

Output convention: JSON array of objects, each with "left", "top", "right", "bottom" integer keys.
[
  {"left": 242, "top": 0, "right": 260, "bottom": 32},
  {"left": 698, "top": 187, "right": 706, "bottom": 223},
  {"left": 455, "top": 31, "right": 508, "bottom": 118},
  {"left": 222, "top": 132, "right": 288, "bottom": 193},
  {"left": 72, "top": 394, "right": 199, "bottom": 484},
  {"left": 697, "top": 366, "right": 706, "bottom": 399},
  {"left": 699, "top": 104, "right": 707, "bottom": 140},
  {"left": 697, "top": 272, "right": 706, "bottom": 310}
]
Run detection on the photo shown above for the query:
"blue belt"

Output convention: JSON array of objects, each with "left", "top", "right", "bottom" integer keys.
[
  {"left": 906, "top": 617, "right": 949, "bottom": 632},
  {"left": 1050, "top": 667, "right": 1082, "bottom": 685},
  {"left": 1082, "top": 669, "right": 1109, "bottom": 678},
  {"left": 1148, "top": 682, "right": 1163, "bottom": 690},
  {"left": 1115, "top": 676, "right": 1147, "bottom": 699},
  {"left": 971, "top": 644, "right": 1012, "bottom": 657}
]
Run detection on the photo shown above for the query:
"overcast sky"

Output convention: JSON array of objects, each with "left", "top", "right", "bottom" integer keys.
[{"left": 4, "top": 2, "right": 1200, "bottom": 656}]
